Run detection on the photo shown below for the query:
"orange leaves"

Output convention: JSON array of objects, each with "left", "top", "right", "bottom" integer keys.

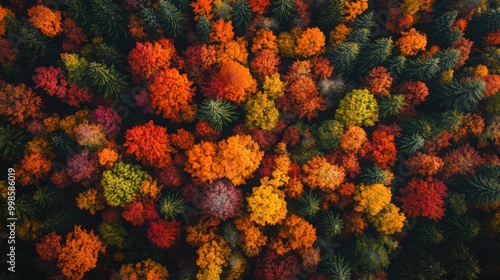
[
  {"left": 270, "top": 214, "right": 316, "bottom": 255},
  {"left": 406, "top": 152, "right": 444, "bottom": 177},
  {"left": 302, "top": 156, "right": 345, "bottom": 191},
  {"left": 251, "top": 29, "right": 278, "bottom": 54},
  {"left": 185, "top": 140, "right": 219, "bottom": 183},
  {"left": 210, "top": 19, "right": 234, "bottom": 44},
  {"left": 57, "top": 226, "right": 106, "bottom": 280},
  {"left": 283, "top": 76, "right": 326, "bottom": 121},
  {"left": 0, "top": 82, "right": 43, "bottom": 125},
  {"left": 36, "top": 232, "right": 62, "bottom": 261},
  {"left": 295, "top": 28, "right": 326, "bottom": 58},
  {"left": 128, "top": 38, "right": 176, "bottom": 81},
  {"left": 0, "top": 5, "right": 14, "bottom": 36},
  {"left": 235, "top": 216, "right": 268, "bottom": 257},
  {"left": 364, "top": 66, "right": 393, "bottom": 96},
  {"left": 191, "top": 0, "right": 214, "bottom": 21},
  {"left": 396, "top": 28, "right": 427, "bottom": 56},
  {"left": 340, "top": 125, "right": 368, "bottom": 153},
  {"left": 119, "top": 259, "right": 169, "bottom": 280},
  {"left": 343, "top": 0, "right": 368, "bottom": 22},
  {"left": 27, "top": 5, "right": 62, "bottom": 37},
  {"left": 124, "top": 120, "right": 175, "bottom": 168},
  {"left": 148, "top": 67, "right": 197, "bottom": 122},
  {"left": 206, "top": 60, "right": 257, "bottom": 104},
  {"left": 17, "top": 153, "right": 52, "bottom": 186}
]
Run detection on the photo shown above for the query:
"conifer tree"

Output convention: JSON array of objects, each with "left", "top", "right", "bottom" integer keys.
[
  {"left": 432, "top": 78, "right": 486, "bottom": 111},
  {"left": 231, "top": 0, "right": 252, "bottom": 34},
  {"left": 466, "top": 8, "right": 500, "bottom": 41},
  {"left": 330, "top": 42, "right": 359, "bottom": 74},
  {"left": 90, "top": 0, "right": 129, "bottom": 44},
  {"left": 271, "top": 0, "right": 295, "bottom": 22},
  {"left": 403, "top": 57, "right": 440, "bottom": 81},
  {"left": 355, "top": 38, "right": 393, "bottom": 75},
  {"left": 319, "top": 0, "right": 344, "bottom": 32},
  {"left": 158, "top": 0, "right": 185, "bottom": 37},
  {"left": 86, "top": 62, "right": 128, "bottom": 99}
]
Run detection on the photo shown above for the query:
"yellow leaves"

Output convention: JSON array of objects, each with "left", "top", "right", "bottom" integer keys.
[
  {"left": 354, "top": 184, "right": 392, "bottom": 216},
  {"left": 369, "top": 203, "right": 406, "bottom": 235},
  {"left": 244, "top": 92, "right": 280, "bottom": 130},
  {"left": 196, "top": 239, "right": 231, "bottom": 280},
  {"left": 119, "top": 259, "right": 169, "bottom": 280},
  {"left": 247, "top": 177, "right": 288, "bottom": 226},
  {"left": 263, "top": 73, "right": 285, "bottom": 99}
]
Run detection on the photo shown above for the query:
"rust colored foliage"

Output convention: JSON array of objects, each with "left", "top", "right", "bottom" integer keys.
[
  {"left": 148, "top": 67, "right": 197, "bottom": 122},
  {"left": 124, "top": 120, "right": 175, "bottom": 168},
  {"left": 441, "top": 144, "right": 484, "bottom": 179},
  {"left": 61, "top": 18, "right": 88, "bottom": 52},
  {"left": 185, "top": 134, "right": 264, "bottom": 185},
  {"left": 147, "top": 219, "right": 181, "bottom": 249},
  {"left": 302, "top": 156, "right": 345, "bottom": 191},
  {"left": 204, "top": 60, "right": 257, "bottom": 104},
  {"left": 0, "top": 37, "right": 16, "bottom": 64},
  {"left": 0, "top": 82, "right": 43, "bottom": 125},
  {"left": 183, "top": 44, "right": 217, "bottom": 82},
  {"left": 128, "top": 38, "right": 176, "bottom": 81},
  {"left": 170, "top": 128, "right": 195, "bottom": 150},
  {"left": 210, "top": 19, "right": 234, "bottom": 44},
  {"left": 27, "top": 5, "right": 62, "bottom": 37},
  {"left": 310, "top": 56, "right": 333, "bottom": 80},
  {"left": 483, "top": 74, "right": 500, "bottom": 98},
  {"left": 255, "top": 250, "right": 299, "bottom": 280},
  {"left": 406, "top": 152, "right": 444, "bottom": 177},
  {"left": 396, "top": 28, "right": 427, "bottom": 56},
  {"left": 36, "top": 232, "right": 62, "bottom": 261},
  {"left": 364, "top": 67, "right": 393, "bottom": 96},
  {"left": 343, "top": 211, "right": 368, "bottom": 236},
  {"left": 251, "top": 50, "right": 280, "bottom": 80},
  {"left": 252, "top": 29, "right": 279, "bottom": 54},
  {"left": 340, "top": 125, "right": 368, "bottom": 153},
  {"left": 452, "top": 38, "right": 473, "bottom": 69},
  {"left": 279, "top": 75, "right": 326, "bottom": 121},
  {"left": 368, "top": 130, "right": 397, "bottom": 169},
  {"left": 399, "top": 177, "right": 447, "bottom": 220},
  {"left": 397, "top": 80, "right": 429, "bottom": 115},
  {"left": 386, "top": 8, "right": 414, "bottom": 33},
  {"left": 270, "top": 214, "right": 316, "bottom": 255},
  {"left": 16, "top": 153, "right": 52, "bottom": 186},
  {"left": 295, "top": 28, "right": 326, "bottom": 58},
  {"left": 0, "top": 5, "right": 14, "bottom": 36},
  {"left": 57, "top": 226, "right": 106, "bottom": 280},
  {"left": 249, "top": 0, "right": 271, "bottom": 14}
]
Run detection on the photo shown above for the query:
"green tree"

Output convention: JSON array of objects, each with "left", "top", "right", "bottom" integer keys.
[
  {"left": 320, "top": 253, "right": 352, "bottom": 280},
  {"left": 378, "top": 94, "right": 405, "bottom": 118},
  {"left": 466, "top": 8, "right": 500, "bottom": 41},
  {"left": 330, "top": 42, "right": 359, "bottom": 74},
  {"left": 158, "top": 0, "right": 185, "bottom": 37},
  {"left": 354, "top": 235, "right": 390, "bottom": 271},
  {"left": 316, "top": 120, "right": 344, "bottom": 150},
  {"left": 0, "top": 124, "right": 27, "bottom": 160},
  {"left": 432, "top": 78, "right": 486, "bottom": 111},
  {"left": 271, "top": 0, "right": 295, "bottom": 22},
  {"left": 317, "top": 210, "right": 344, "bottom": 237},
  {"left": 90, "top": 0, "right": 129, "bottom": 44},
  {"left": 442, "top": 244, "right": 481, "bottom": 280},
  {"left": 86, "top": 62, "right": 129, "bottom": 99},
  {"left": 319, "top": 0, "right": 344, "bottom": 32},
  {"left": 198, "top": 98, "right": 238, "bottom": 130},
  {"left": 231, "top": 0, "right": 252, "bottom": 34},
  {"left": 404, "top": 57, "right": 440, "bottom": 81},
  {"left": 196, "top": 15, "right": 212, "bottom": 41},
  {"left": 295, "top": 190, "right": 321, "bottom": 218},
  {"left": 356, "top": 38, "right": 393, "bottom": 75}
]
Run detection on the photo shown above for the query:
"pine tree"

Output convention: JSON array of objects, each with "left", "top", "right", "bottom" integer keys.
[
  {"left": 317, "top": 210, "right": 344, "bottom": 237},
  {"left": 0, "top": 124, "right": 27, "bottom": 160},
  {"left": 378, "top": 94, "right": 405, "bottom": 118},
  {"left": 403, "top": 57, "right": 440, "bottom": 81},
  {"left": 466, "top": 8, "right": 500, "bottom": 41},
  {"left": 320, "top": 253, "right": 352, "bottom": 280},
  {"left": 271, "top": 0, "right": 295, "bottom": 23},
  {"left": 355, "top": 37, "right": 393, "bottom": 74},
  {"left": 231, "top": 0, "right": 252, "bottom": 34},
  {"left": 345, "top": 28, "right": 370, "bottom": 46},
  {"left": 387, "top": 55, "right": 406, "bottom": 81},
  {"left": 442, "top": 214, "right": 481, "bottom": 242},
  {"left": 414, "top": 224, "right": 444, "bottom": 245},
  {"left": 435, "top": 48, "right": 461, "bottom": 73},
  {"left": 359, "top": 165, "right": 388, "bottom": 185},
  {"left": 90, "top": 0, "right": 129, "bottom": 44},
  {"left": 50, "top": 130, "right": 76, "bottom": 155},
  {"left": 463, "top": 173, "right": 500, "bottom": 207},
  {"left": 398, "top": 134, "right": 425, "bottom": 154},
  {"left": 198, "top": 98, "right": 238, "bottom": 130},
  {"left": 437, "top": 110, "right": 464, "bottom": 132},
  {"left": 33, "top": 186, "right": 63, "bottom": 208},
  {"left": 330, "top": 42, "right": 359, "bottom": 74},
  {"left": 432, "top": 78, "right": 486, "bottom": 111},
  {"left": 39, "top": 209, "right": 78, "bottom": 233},
  {"left": 86, "top": 62, "right": 129, "bottom": 99},
  {"left": 442, "top": 244, "right": 481, "bottom": 280},
  {"left": 319, "top": 0, "right": 344, "bottom": 32},
  {"left": 141, "top": 7, "right": 161, "bottom": 32},
  {"left": 159, "top": 192, "right": 187, "bottom": 220},
  {"left": 425, "top": 11, "right": 463, "bottom": 48},
  {"left": 158, "top": 0, "right": 185, "bottom": 37},
  {"left": 172, "top": 0, "right": 191, "bottom": 12},
  {"left": 295, "top": 190, "right": 321, "bottom": 218},
  {"left": 65, "top": 0, "right": 93, "bottom": 34},
  {"left": 196, "top": 15, "right": 212, "bottom": 41}
]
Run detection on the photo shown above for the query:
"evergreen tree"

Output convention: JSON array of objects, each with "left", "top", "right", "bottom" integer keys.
[
  {"left": 425, "top": 11, "right": 463, "bottom": 48},
  {"left": 359, "top": 165, "right": 388, "bottom": 184},
  {"left": 0, "top": 124, "right": 27, "bottom": 160},
  {"left": 378, "top": 94, "right": 405, "bottom": 118},
  {"left": 90, "top": 0, "right": 129, "bottom": 44},
  {"left": 353, "top": 11, "right": 375, "bottom": 31},
  {"left": 86, "top": 62, "right": 129, "bottom": 99},
  {"left": 403, "top": 57, "right": 440, "bottom": 81},
  {"left": 330, "top": 42, "right": 360, "bottom": 74},
  {"left": 295, "top": 190, "right": 321, "bottom": 218},
  {"left": 317, "top": 210, "right": 344, "bottom": 237},
  {"left": 271, "top": 0, "right": 295, "bottom": 22},
  {"left": 437, "top": 110, "right": 464, "bottom": 132},
  {"left": 466, "top": 8, "right": 500, "bottom": 41},
  {"left": 231, "top": 0, "right": 252, "bottom": 34},
  {"left": 435, "top": 48, "right": 461, "bottom": 73},
  {"left": 159, "top": 192, "right": 187, "bottom": 220},
  {"left": 320, "top": 252, "right": 352, "bottom": 280},
  {"left": 414, "top": 224, "right": 444, "bottom": 245},
  {"left": 39, "top": 209, "right": 79, "bottom": 233},
  {"left": 432, "top": 78, "right": 486, "bottom": 111},
  {"left": 345, "top": 28, "right": 370, "bottom": 46},
  {"left": 49, "top": 130, "right": 76, "bottom": 156},
  {"left": 442, "top": 214, "right": 481, "bottom": 242},
  {"left": 387, "top": 55, "right": 406, "bottom": 81},
  {"left": 442, "top": 244, "right": 481, "bottom": 280},
  {"left": 65, "top": 0, "right": 93, "bottom": 34},
  {"left": 355, "top": 38, "right": 393, "bottom": 74},
  {"left": 319, "top": 0, "right": 344, "bottom": 32},
  {"left": 196, "top": 15, "right": 212, "bottom": 41},
  {"left": 198, "top": 99, "right": 238, "bottom": 130},
  {"left": 463, "top": 173, "right": 500, "bottom": 207},
  {"left": 158, "top": 0, "right": 185, "bottom": 37},
  {"left": 398, "top": 134, "right": 425, "bottom": 154},
  {"left": 141, "top": 7, "right": 161, "bottom": 32}
]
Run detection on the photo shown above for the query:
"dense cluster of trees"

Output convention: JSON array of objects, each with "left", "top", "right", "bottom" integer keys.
[{"left": 1, "top": 0, "right": 500, "bottom": 279}]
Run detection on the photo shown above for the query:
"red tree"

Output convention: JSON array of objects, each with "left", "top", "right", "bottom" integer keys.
[{"left": 399, "top": 177, "right": 448, "bottom": 220}]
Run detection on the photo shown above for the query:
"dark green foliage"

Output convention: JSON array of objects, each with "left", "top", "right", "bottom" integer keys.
[
  {"left": 394, "top": 252, "right": 446, "bottom": 280},
  {"left": 353, "top": 12, "right": 376, "bottom": 31},
  {"left": 172, "top": 0, "right": 191, "bottom": 12},
  {"left": 437, "top": 110, "right": 464, "bottom": 132},
  {"left": 39, "top": 209, "right": 78, "bottom": 233},
  {"left": 316, "top": 120, "right": 344, "bottom": 150},
  {"left": 295, "top": 190, "right": 321, "bottom": 218},
  {"left": 14, "top": 195, "right": 39, "bottom": 221},
  {"left": 158, "top": 0, "right": 185, "bottom": 37},
  {"left": 159, "top": 192, "right": 186, "bottom": 220},
  {"left": 84, "top": 42, "right": 127, "bottom": 70},
  {"left": 403, "top": 57, "right": 440, "bottom": 81},
  {"left": 345, "top": 28, "right": 370, "bottom": 46},
  {"left": 90, "top": 0, "right": 129, "bottom": 44},
  {"left": 86, "top": 62, "right": 129, "bottom": 99},
  {"left": 33, "top": 186, "right": 62, "bottom": 208},
  {"left": 231, "top": 0, "right": 252, "bottom": 34},
  {"left": 271, "top": 0, "right": 296, "bottom": 22},
  {"left": 398, "top": 134, "right": 425, "bottom": 154},
  {"left": 0, "top": 124, "right": 27, "bottom": 160},
  {"left": 447, "top": 192, "right": 467, "bottom": 215},
  {"left": 65, "top": 0, "right": 93, "bottom": 33},
  {"left": 317, "top": 210, "right": 344, "bottom": 237},
  {"left": 387, "top": 55, "right": 406, "bottom": 80},
  {"left": 359, "top": 165, "right": 387, "bottom": 184},
  {"left": 330, "top": 42, "right": 360, "bottom": 74},
  {"left": 198, "top": 99, "right": 238, "bottom": 130},
  {"left": 400, "top": 118, "right": 434, "bottom": 138},
  {"left": 435, "top": 48, "right": 461, "bottom": 72},
  {"left": 432, "top": 78, "right": 486, "bottom": 111},
  {"left": 415, "top": 224, "right": 444, "bottom": 245},
  {"left": 196, "top": 15, "right": 212, "bottom": 41},
  {"left": 442, "top": 244, "right": 481, "bottom": 280},
  {"left": 319, "top": 0, "right": 344, "bottom": 32},
  {"left": 463, "top": 174, "right": 500, "bottom": 206},
  {"left": 355, "top": 38, "right": 394, "bottom": 74},
  {"left": 466, "top": 8, "right": 500, "bottom": 41},
  {"left": 425, "top": 11, "right": 463, "bottom": 48},
  {"left": 141, "top": 7, "right": 161, "bottom": 32},
  {"left": 50, "top": 131, "right": 76, "bottom": 155},
  {"left": 378, "top": 94, "right": 405, "bottom": 118},
  {"left": 442, "top": 214, "right": 481, "bottom": 242},
  {"left": 354, "top": 235, "right": 390, "bottom": 271},
  {"left": 320, "top": 252, "right": 352, "bottom": 280}
]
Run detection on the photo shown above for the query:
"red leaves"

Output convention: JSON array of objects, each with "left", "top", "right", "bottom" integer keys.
[
  {"left": 147, "top": 219, "right": 181, "bottom": 249},
  {"left": 399, "top": 177, "right": 447, "bottom": 220}
]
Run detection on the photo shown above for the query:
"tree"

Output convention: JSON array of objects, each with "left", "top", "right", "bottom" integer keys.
[
  {"left": 101, "top": 161, "right": 149, "bottom": 206},
  {"left": 231, "top": 0, "right": 252, "bottom": 33},
  {"left": 66, "top": 152, "right": 100, "bottom": 187},
  {"left": 270, "top": 214, "right": 316, "bottom": 255},
  {"left": 432, "top": 78, "right": 486, "bottom": 111},
  {"left": 340, "top": 125, "right": 367, "bottom": 153},
  {"left": 247, "top": 177, "right": 288, "bottom": 226},
  {"left": 147, "top": 219, "right": 181, "bottom": 249},
  {"left": 396, "top": 28, "right": 427, "bottom": 56},
  {"left": 364, "top": 66, "right": 393, "bottom": 96},
  {"left": 157, "top": 0, "right": 185, "bottom": 37},
  {"left": 198, "top": 179, "right": 243, "bottom": 220},
  {"left": 295, "top": 190, "right": 321, "bottom": 218},
  {"left": 403, "top": 57, "right": 440, "bottom": 81},
  {"left": 250, "top": 49, "right": 280, "bottom": 80},
  {"left": 271, "top": 0, "right": 295, "bottom": 22},
  {"left": 148, "top": 67, "right": 197, "bottom": 122},
  {"left": 119, "top": 259, "right": 169, "bottom": 280},
  {"left": 27, "top": 5, "right": 62, "bottom": 37},
  {"left": 330, "top": 42, "right": 359, "bottom": 74},
  {"left": 0, "top": 124, "right": 27, "bottom": 160},
  {"left": 124, "top": 121, "right": 175, "bottom": 168},
  {"left": 316, "top": 120, "right": 344, "bottom": 150},
  {"left": 335, "top": 89, "right": 378, "bottom": 127},
  {"left": 354, "top": 235, "right": 390, "bottom": 271},
  {"left": 280, "top": 75, "right": 326, "bottom": 121},
  {"left": 463, "top": 173, "right": 500, "bottom": 207},
  {"left": 255, "top": 250, "right": 299, "bottom": 280},
  {"left": 57, "top": 225, "right": 106, "bottom": 280},
  {"left": 196, "top": 239, "right": 231, "bottom": 279},
  {"left": 399, "top": 177, "right": 448, "bottom": 220},
  {"left": 86, "top": 62, "right": 128, "bottom": 99},
  {"left": 319, "top": 0, "right": 344, "bottom": 32},
  {"left": 320, "top": 253, "right": 352, "bottom": 280},
  {"left": 0, "top": 82, "right": 43, "bottom": 125},
  {"left": 466, "top": 8, "right": 500, "bottom": 41},
  {"left": 295, "top": 27, "right": 326, "bottom": 57},
  {"left": 245, "top": 92, "right": 280, "bottom": 130},
  {"left": 127, "top": 38, "right": 176, "bottom": 81},
  {"left": 302, "top": 156, "right": 345, "bottom": 191},
  {"left": 205, "top": 60, "right": 257, "bottom": 104},
  {"left": 354, "top": 183, "right": 392, "bottom": 216},
  {"left": 90, "top": 0, "right": 128, "bottom": 43}
]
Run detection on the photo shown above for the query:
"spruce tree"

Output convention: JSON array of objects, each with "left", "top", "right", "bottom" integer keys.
[
  {"left": 378, "top": 94, "right": 405, "bottom": 118},
  {"left": 196, "top": 15, "right": 212, "bottom": 41},
  {"left": 330, "top": 42, "right": 360, "bottom": 74},
  {"left": 141, "top": 7, "right": 161, "bottom": 32},
  {"left": 90, "top": 0, "right": 129, "bottom": 44},
  {"left": 319, "top": 0, "right": 344, "bottom": 32},
  {"left": 432, "top": 78, "right": 486, "bottom": 111},
  {"left": 359, "top": 165, "right": 388, "bottom": 185},
  {"left": 86, "top": 62, "right": 129, "bottom": 99},
  {"left": 320, "top": 253, "right": 352, "bottom": 280},
  {"left": 435, "top": 48, "right": 461, "bottom": 73},
  {"left": 425, "top": 11, "right": 463, "bottom": 48},
  {"left": 355, "top": 37, "right": 393, "bottom": 74},
  {"left": 231, "top": 0, "right": 252, "bottom": 34},
  {"left": 271, "top": 0, "right": 296, "bottom": 23},
  {"left": 442, "top": 244, "right": 481, "bottom": 280},
  {"left": 463, "top": 173, "right": 500, "bottom": 207},
  {"left": 403, "top": 57, "right": 440, "bottom": 81},
  {"left": 0, "top": 124, "right": 27, "bottom": 160},
  {"left": 466, "top": 8, "right": 500, "bottom": 41},
  {"left": 158, "top": 0, "right": 185, "bottom": 37},
  {"left": 198, "top": 99, "right": 238, "bottom": 130}
]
